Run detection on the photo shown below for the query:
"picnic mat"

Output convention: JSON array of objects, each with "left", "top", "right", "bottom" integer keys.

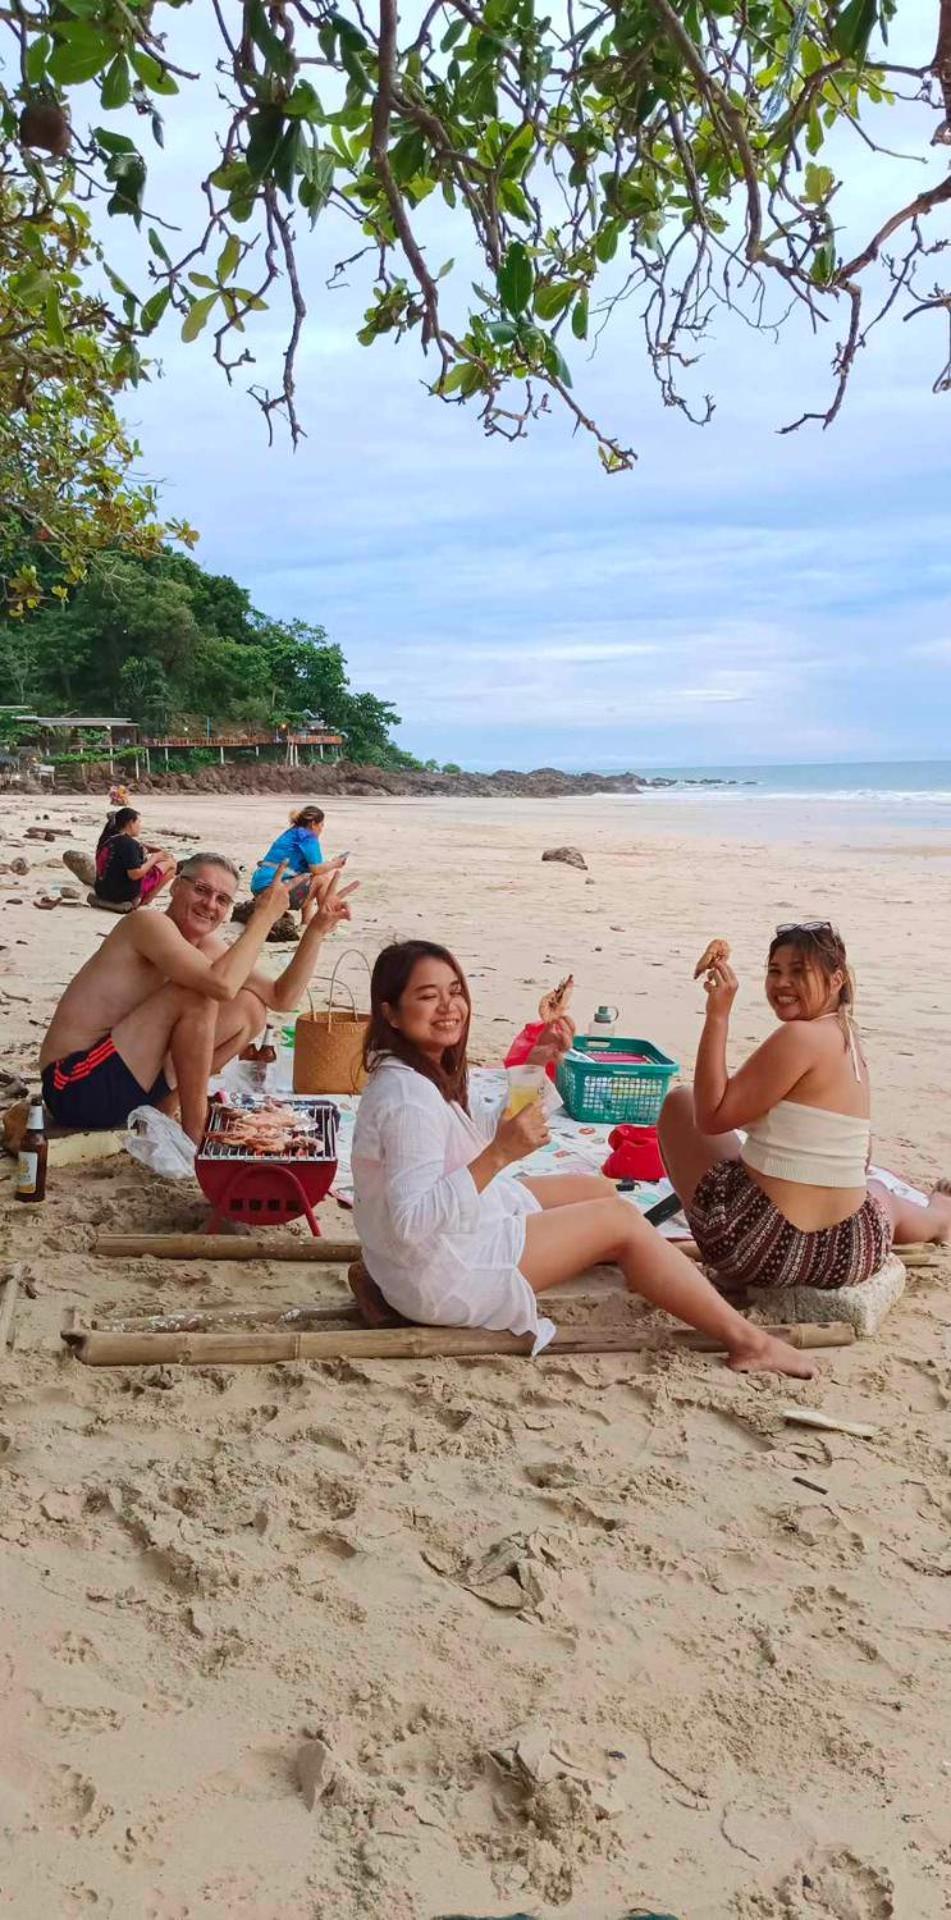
[{"left": 260, "top": 1052, "right": 927, "bottom": 1223}]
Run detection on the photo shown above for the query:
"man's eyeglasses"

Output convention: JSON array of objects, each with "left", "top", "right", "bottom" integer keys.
[{"left": 181, "top": 877, "right": 235, "bottom": 910}]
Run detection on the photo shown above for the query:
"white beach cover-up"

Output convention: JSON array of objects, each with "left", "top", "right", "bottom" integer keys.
[{"left": 352, "top": 1058, "right": 555, "bottom": 1352}]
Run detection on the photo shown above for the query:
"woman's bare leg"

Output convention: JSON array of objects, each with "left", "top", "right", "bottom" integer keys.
[
  {"left": 869, "top": 1178, "right": 951, "bottom": 1245},
  {"left": 521, "top": 1172, "right": 616, "bottom": 1209},
  {"left": 518, "top": 1196, "right": 814, "bottom": 1378},
  {"left": 657, "top": 1084, "right": 742, "bottom": 1207}
]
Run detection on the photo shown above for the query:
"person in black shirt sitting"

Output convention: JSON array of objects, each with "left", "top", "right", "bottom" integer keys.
[{"left": 95, "top": 808, "right": 175, "bottom": 909}]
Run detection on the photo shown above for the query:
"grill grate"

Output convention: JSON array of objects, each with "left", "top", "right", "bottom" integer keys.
[{"left": 200, "top": 1096, "right": 338, "bottom": 1165}]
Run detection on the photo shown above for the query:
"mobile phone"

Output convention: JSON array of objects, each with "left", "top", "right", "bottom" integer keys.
[{"left": 336, "top": 851, "right": 350, "bottom": 862}]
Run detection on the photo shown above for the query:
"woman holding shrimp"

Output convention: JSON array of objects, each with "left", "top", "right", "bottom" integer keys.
[
  {"left": 349, "top": 940, "right": 815, "bottom": 1378},
  {"left": 658, "top": 921, "right": 950, "bottom": 1289}
]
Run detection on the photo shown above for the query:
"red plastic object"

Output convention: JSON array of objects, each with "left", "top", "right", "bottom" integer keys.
[
  {"left": 504, "top": 1021, "right": 557, "bottom": 1081},
  {"left": 601, "top": 1124, "right": 665, "bottom": 1184},
  {"left": 195, "top": 1157, "right": 337, "bottom": 1235}
]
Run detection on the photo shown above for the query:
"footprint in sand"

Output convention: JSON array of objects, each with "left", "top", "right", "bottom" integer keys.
[
  {"left": 43, "top": 1763, "right": 111, "bottom": 1837},
  {"left": 780, "top": 1848, "right": 895, "bottom": 1919}
]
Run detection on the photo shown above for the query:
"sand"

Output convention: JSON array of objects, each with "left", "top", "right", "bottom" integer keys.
[{"left": 1, "top": 792, "right": 949, "bottom": 1920}]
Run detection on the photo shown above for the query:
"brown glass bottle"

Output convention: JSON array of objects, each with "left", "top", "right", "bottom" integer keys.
[{"left": 15, "top": 1100, "right": 48, "bottom": 1204}]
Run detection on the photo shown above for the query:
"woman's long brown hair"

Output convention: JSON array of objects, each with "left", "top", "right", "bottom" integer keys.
[{"left": 362, "top": 941, "right": 471, "bottom": 1110}]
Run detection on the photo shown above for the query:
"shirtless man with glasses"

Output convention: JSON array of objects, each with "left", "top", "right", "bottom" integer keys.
[{"left": 38, "top": 852, "right": 357, "bottom": 1142}]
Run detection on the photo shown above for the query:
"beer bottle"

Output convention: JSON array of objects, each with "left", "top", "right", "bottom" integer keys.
[{"left": 15, "top": 1099, "right": 48, "bottom": 1204}]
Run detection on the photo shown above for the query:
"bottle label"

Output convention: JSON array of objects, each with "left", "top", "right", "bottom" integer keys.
[{"left": 16, "top": 1151, "right": 38, "bottom": 1195}]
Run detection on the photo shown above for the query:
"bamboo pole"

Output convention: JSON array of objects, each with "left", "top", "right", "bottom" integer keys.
[
  {"left": 94, "top": 1233, "right": 362, "bottom": 1262},
  {"left": 0, "top": 1271, "right": 20, "bottom": 1350},
  {"left": 93, "top": 1301, "right": 361, "bottom": 1334},
  {"left": 92, "top": 1231, "right": 941, "bottom": 1272},
  {"left": 62, "top": 1320, "right": 854, "bottom": 1369}
]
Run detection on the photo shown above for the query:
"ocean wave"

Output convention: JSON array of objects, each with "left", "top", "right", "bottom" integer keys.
[{"left": 635, "top": 786, "right": 951, "bottom": 806}]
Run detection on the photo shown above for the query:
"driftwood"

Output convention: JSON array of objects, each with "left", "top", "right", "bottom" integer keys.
[
  {"left": 62, "top": 1319, "right": 854, "bottom": 1369},
  {"left": 780, "top": 1406, "right": 878, "bottom": 1439}
]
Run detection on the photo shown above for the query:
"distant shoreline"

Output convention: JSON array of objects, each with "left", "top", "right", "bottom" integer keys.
[{"left": 52, "top": 762, "right": 748, "bottom": 800}]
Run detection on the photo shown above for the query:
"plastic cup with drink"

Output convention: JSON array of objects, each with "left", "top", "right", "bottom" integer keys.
[{"left": 505, "top": 1063, "right": 548, "bottom": 1118}]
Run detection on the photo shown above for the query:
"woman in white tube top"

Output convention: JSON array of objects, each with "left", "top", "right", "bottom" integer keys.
[
  {"left": 350, "top": 941, "right": 817, "bottom": 1378},
  {"left": 658, "top": 921, "right": 951, "bottom": 1291}
]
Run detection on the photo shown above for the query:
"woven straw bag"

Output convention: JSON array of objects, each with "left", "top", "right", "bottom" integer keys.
[{"left": 292, "top": 949, "right": 371, "bottom": 1096}]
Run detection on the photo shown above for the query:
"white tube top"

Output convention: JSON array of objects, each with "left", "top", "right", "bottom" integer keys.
[{"left": 741, "top": 1100, "right": 870, "bottom": 1188}]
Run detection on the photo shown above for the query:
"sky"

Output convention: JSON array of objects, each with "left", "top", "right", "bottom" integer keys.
[{"left": 97, "top": 2, "right": 951, "bottom": 770}]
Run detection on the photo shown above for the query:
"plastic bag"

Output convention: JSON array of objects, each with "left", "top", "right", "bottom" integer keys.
[{"left": 124, "top": 1106, "right": 196, "bottom": 1180}]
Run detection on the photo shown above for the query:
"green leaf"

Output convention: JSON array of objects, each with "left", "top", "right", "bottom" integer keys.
[
  {"left": 285, "top": 80, "right": 322, "bottom": 120},
  {"left": 534, "top": 279, "right": 577, "bottom": 322},
  {"left": 147, "top": 225, "right": 172, "bottom": 266},
  {"left": 188, "top": 271, "right": 217, "bottom": 289},
  {"left": 130, "top": 49, "right": 179, "bottom": 95},
  {"left": 181, "top": 293, "right": 218, "bottom": 343},
  {"left": 811, "top": 242, "right": 836, "bottom": 286},
  {"left": 544, "top": 338, "right": 573, "bottom": 387},
  {"left": 441, "top": 18, "right": 468, "bottom": 49},
  {"left": 571, "top": 290, "right": 589, "bottom": 341},
  {"left": 94, "top": 126, "right": 137, "bottom": 155},
  {"left": 25, "top": 35, "right": 51, "bottom": 84},
  {"left": 595, "top": 220, "right": 621, "bottom": 263},
  {"left": 804, "top": 162, "right": 835, "bottom": 204},
  {"left": 246, "top": 106, "right": 286, "bottom": 181},
  {"left": 12, "top": 266, "right": 50, "bottom": 309},
  {"left": 45, "top": 287, "right": 66, "bottom": 347},
  {"left": 498, "top": 240, "right": 533, "bottom": 317},
  {"left": 100, "top": 54, "right": 132, "bottom": 110},
  {"left": 299, "top": 149, "right": 334, "bottom": 222},
  {"left": 273, "top": 123, "right": 302, "bottom": 199},
  {"left": 217, "top": 232, "right": 241, "bottom": 282},
  {"left": 104, "top": 264, "right": 134, "bottom": 300},
  {"left": 487, "top": 319, "right": 517, "bottom": 344},
  {"left": 49, "top": 26, "right": 113, "bottom": 86},
  {"left": 831, "top": 0, "right": 878, "bottom": 59},
  {"left": 246, "top": 0, "right": 296, "bottom": 80},
  {"left": 140, "top": 285, "right": 171, "bottom": 333}
]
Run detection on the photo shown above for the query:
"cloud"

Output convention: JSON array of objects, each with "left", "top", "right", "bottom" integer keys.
[{"left": 85, "top": 0, "right": 951, "bottom": 768}]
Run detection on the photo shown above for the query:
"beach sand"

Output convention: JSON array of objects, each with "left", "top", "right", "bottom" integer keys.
[{"left": 1, "top": 792, "right": 949, "bottom": 1920}]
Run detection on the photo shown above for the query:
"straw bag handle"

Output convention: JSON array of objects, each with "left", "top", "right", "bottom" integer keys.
[{"left": 305, "top": 948, "right": 371, "bottom": 1024}]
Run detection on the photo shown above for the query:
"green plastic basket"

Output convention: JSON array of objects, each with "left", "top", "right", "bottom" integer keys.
[{"left": 556, "top": 1036, "right": 678, "bottom": 1126}]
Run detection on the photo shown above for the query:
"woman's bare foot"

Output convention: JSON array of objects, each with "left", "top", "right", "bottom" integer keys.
[
  {"left": 347, "top": 1260, "right": 406, "bottom": 1328},
  {"left": 727, "top": 1328, "right": 816, "bottom": 1379},
  {"left": 929, "top": 1180, "right": 951, "bottom": 1242}
]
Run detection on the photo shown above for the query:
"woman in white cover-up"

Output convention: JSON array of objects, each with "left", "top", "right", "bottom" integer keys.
[{"left": 350, "top": 942, "right": 815, "bottom": 1378}]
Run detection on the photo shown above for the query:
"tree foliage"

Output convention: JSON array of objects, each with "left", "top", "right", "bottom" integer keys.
[
  {"left": 2, "top": 0, "right": 949, "bottom": 471},
  {"left": 0, "top": 162, "right": 197, "bottom": 616},
  {"left": 0, "top": 547, "right": 407, "bottom": 763}
]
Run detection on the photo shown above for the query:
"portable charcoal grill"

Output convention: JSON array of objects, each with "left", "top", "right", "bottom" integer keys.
[{"left": 196, "top": 1096, "right": 339, "bottom": 1235}]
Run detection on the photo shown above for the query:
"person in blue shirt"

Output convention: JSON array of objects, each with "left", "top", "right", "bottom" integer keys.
[{"left": 250, "top": 806, "right": 344, "bottom": 925}]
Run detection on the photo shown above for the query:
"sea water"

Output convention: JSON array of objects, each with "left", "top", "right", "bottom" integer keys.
[{"left": 627, "top": 759, "right": 951, "bottom": 842}]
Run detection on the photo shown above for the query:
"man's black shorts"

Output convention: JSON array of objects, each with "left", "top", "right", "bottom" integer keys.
[{"left": 42, "top": 1036, "right": 169, "bottom": 1131}]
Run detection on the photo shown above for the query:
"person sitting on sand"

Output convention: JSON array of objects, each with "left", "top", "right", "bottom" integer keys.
[
  {"left": 348, "top": 940, "right": 813, "bottom": 1379},
  {"left": 39, "top": 858, "right": 356, "bottom": 1142},
  {"left": 658, "top": 921, "right": 951, "bottom": 1290},
  {"left": 94, "top": 807, "right": 176, "bottom": 910},
  {"left": 249, "top": 806, "right": 344, "bottom": 927}
]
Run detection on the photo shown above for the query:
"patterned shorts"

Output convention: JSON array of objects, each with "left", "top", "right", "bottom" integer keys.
[{"left": 686, "top": 1158, "right": 893, "bottom": 1292}]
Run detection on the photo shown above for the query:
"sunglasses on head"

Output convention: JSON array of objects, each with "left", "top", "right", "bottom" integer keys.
[{"left": 775, "top": 920, "right": 834, "bottom": 937}]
